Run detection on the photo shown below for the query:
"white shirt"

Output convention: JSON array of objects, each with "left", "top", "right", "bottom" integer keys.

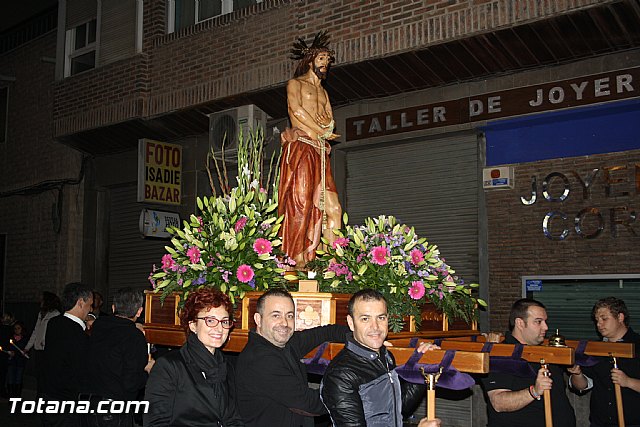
[{"left": 64, "top": 312, "right": 87, "bottom": 331}]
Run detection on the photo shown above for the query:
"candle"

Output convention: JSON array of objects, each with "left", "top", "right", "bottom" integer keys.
[
  {"left": 0, "top": 346, "right": 10, "bottom": 354},
  {"left": 9, "top": 339, "right": 29, "bottom": 359}
]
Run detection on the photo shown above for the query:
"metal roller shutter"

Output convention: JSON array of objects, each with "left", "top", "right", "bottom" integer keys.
[
  {"left": 99, "top": 0, "right": 137, "bottom": 65},
  {"left": 528, "top": 277, "right": 640, "bottom": 340},
  {"left": 344, "top": 131, "right": 481, "bottom": 426},
  {"left": 107, "top": 184, "right": 169, "bottom": 301},
  {"left": 344, "top": 131, "right": 480, "bottom": 284},
  {"left": 66, "top": 0, "right": 97, "bottom": 29}
]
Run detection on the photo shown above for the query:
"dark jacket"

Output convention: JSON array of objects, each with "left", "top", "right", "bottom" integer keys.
[
  {"left": 581, "top": 327, "right": 640, "bottom": 426},
  {"left": 144, "top": 333, "right": 243, "bottom": 427},
  {"left": 85, "top": 315, "right": 148, "bottom": 400},
  {"left": 320, "top": 335, "right": 426, "bottom": 427},
  {"left": 42, "top": 314, "right": 90, "bottom": 400},
  {"left": 236, "top": 324, "right": 350, "bottom": 427}
]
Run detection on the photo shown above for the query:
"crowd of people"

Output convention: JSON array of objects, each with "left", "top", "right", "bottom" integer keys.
[{"left": 1, "top": 285, "right": 639, "bottom": 427}]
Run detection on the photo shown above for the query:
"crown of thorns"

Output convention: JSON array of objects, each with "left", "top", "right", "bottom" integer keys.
[{"left": 290, "top": 30, "right": 335, "bottom": 61}]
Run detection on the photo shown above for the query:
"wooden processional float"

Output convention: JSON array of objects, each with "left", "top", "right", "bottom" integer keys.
[{"left": 144, "top": 288, "right": 634, "bottom": 425}]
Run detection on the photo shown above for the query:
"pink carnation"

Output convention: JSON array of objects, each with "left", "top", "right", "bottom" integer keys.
[
  {"left": 253, "top": 238, "right": 272, "bottom": 255},
  {"left": 410, "top": 249, "right": 424, "bottom": 265},
  {"left": 408, "top": 281, "right": 426, "bottom": 300},
  {"left": 161, "top": 254, "right": 175, "bottom": 270},
  {"left": 236, "top": 264, "right": 255, "bottom": 283},
  {"left": 186, "top": 246, "right": 201, "bottom": 264},
  {"left": 370, "top": 246, "right": 389, "bottom": 266},
  {"left": 234, "top": 217, "right": 247, "bottom": 232}
]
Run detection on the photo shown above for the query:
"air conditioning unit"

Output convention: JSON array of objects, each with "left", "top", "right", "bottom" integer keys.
[{"left": 208, "top": 104, "right": 268, "bottom": 153}]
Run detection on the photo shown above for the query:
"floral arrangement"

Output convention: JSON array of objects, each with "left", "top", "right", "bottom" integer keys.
[
  {"left": 149, "top": 128, "right": 291, "bottom": 305},
  {"left": 305, "top": 214, "right": 487, "bottom": 332}
]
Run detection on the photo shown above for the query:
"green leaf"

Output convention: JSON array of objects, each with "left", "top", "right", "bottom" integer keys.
[
  {"left": 323, "top": 271, "right": 336, "bottom": 279},
  {"left": 477, "top": 299, "right": 488, "bottom": 307},
  {"left": 357, "top": 264, "right": 368, "bottom": 275},
  {"left": 342, "top": 212, "right": 349, "bottom": 225},
  {"left": 284, "top": 274, "right": 298, "bottom": 281},
  {"left": 197, "top": 198, "right": 204, "bottom": 211}
]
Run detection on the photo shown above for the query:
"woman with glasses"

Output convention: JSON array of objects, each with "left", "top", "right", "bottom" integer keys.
[{"left": 144, "top": 288, "right": 243, "bottom": 426}]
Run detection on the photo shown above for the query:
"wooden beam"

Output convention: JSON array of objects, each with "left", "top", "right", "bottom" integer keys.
[
  {"left": 433, "top": 336, "right": 635, "bottom": 358},
  {"left": 313, "top": 343, "right": 488, "bottom": 374},
  {"left": 386, "top": 339, "right": 575, "bottom": 365}
]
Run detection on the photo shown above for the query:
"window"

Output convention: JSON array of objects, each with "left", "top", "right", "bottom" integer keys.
[
  {"left": 0, "top": 87, "right": 7, "bottom": 144},
  {"left": 168, "top": 0, "right": 262, "bottom": 33},
  {"left": 523, "top": 275, "right": 640, "bottom": 340},
  {"left": 65, "top": 19, "right": 97, "bottom": 76}
]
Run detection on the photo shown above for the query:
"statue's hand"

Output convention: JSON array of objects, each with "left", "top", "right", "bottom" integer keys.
[
  {"left": 316, "top": 112, "right": 333, "bottom": 128},
  {"left": 325, "top": 133, "right": 340, "bottom": 141}
]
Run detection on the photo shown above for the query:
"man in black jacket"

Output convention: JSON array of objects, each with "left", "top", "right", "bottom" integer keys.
[
  {"left": 41, "top": 282, "right": 93, "bottom": 427},
  {"left": 320, "top": 289, "right": 436, "bottom": 427},
  {"left": 569, "top": 297, "right": 640, "bottom": 427},
  {"left": 236, "top": 289, "right": 350, "bottom": 427},
  {"left": 81, "top": 287, "right": 154, "bottom": 427}
]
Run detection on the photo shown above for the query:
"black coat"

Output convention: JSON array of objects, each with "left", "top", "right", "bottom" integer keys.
[
  {"left": 85, "top": 315, "right": 148, "bottom": 400},
  {"left": 236, "top": 325, "right": 350, "bottom": 427},
  {"left": 41, "top": 314, "right": 90, "bottom": 400},
  {"left": 144, "top": 338, "right": 243, "bottom": 427}
]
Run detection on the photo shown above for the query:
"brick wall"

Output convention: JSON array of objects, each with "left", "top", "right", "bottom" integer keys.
[
  {"left": 53, "top": 0, "right": 603, "bottom": 135},
  {"left": 0, "top": 31, "right": 85, "bottom": 303},
  {"left": 486, "top": 149, "right": 640, "bottom": 330}
]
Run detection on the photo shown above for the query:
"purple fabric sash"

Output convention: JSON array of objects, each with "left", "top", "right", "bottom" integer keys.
[
  {"left": 395, "top": 349, "right": 476, "bottom": 390},
  {"left": 574, "top": 339, "right": 601, "bottom": 367},
  {"left": 302, "top": 342, "right": 331, "bottom": 375}
]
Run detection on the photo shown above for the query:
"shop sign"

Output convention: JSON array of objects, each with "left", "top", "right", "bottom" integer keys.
[
  {"left": 346, "top": 67, "right": 640, "bottom": 141},
  {"left": 520, "top": 164, "right": 640, "bottom": 240},
  {"left": 137, "top": 139, "right": 182, "bottom": 205},
  {"left": 139, "top": 209, "right": 180, "bottom": 239}
]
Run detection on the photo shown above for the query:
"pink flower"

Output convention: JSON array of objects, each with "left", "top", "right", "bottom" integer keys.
[
  {"left": 332, "top": 237, "right": 350, "bottom": 249},
  {"left": 408, "top": 281, "right": 425, "bottom": 300},
  {"left": 410, "top": 249, "right": 424, "bottom": 265},
  {"left": 370, "top": 246, "right": 389, "bottom": 266},
  {"left": 253, "top": 238, "right": 272, "bottom": 255},
  {"left": 186, "top": 246, "right": 201, "bottom": 264},
  {"left": 161, "top": 254, "right": 175, "bottom": 270},
  {"left": 236, "top": 264, "right": 255, "bottom": 283},
  {"left": 235, "top": 217, "right": 247, "bottom": 232}
]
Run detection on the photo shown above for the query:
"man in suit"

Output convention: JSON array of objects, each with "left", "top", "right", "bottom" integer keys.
[
  {"left": 41, "top": 282, "right": 93, "bottom": 427},
  {"left": 81, "top": 287, "right": 154, "bottom": 427}
]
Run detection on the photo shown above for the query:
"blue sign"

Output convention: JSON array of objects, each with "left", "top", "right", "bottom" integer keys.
[{"left": 526, "top": 280, "right": 543, "bottom": 292}]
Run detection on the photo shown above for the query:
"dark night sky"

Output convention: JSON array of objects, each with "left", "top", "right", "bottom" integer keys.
[{"left": 0, "top": 0, "right": 58, "bottom": 32}]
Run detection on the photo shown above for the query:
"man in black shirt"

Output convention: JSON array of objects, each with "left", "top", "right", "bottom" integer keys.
[
  {"left": 481, "top": 298, "right": 576, "bottom": 427},
  {"left": 236, "top": 289, "right": 349, "bottom": 427},
  {"left": 569, "top": 297, "right": 640, "bottom": 427}
]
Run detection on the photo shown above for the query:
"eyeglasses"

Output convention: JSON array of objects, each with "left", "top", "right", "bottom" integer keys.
[{"left": 196, "top": 317, "right": 234, "bottom": 329}]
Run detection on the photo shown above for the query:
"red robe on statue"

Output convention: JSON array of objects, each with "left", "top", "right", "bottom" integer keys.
[{"left": 278, "top": 128, "right": 337, "bottom": 265}]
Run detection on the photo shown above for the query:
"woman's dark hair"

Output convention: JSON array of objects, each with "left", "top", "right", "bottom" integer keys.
[
  {"left": 179, "top": 288, "right": 233, "bottom": 330},
  {"left": 41, "top": 291, "right": 61, "bottom": 317}
]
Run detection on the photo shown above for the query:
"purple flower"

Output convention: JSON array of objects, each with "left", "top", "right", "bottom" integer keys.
[{"left": 235, "top": 217, "right": 247, "bottom": 232}]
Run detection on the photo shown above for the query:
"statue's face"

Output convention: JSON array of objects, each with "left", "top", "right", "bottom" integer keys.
[{"left": 312, "top": 51, "right": 331, "bottom": 79}]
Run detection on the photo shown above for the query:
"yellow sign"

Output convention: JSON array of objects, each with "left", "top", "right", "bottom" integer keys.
[{"left": 137, "top": 139, "right": 182, "bottom": 205}]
